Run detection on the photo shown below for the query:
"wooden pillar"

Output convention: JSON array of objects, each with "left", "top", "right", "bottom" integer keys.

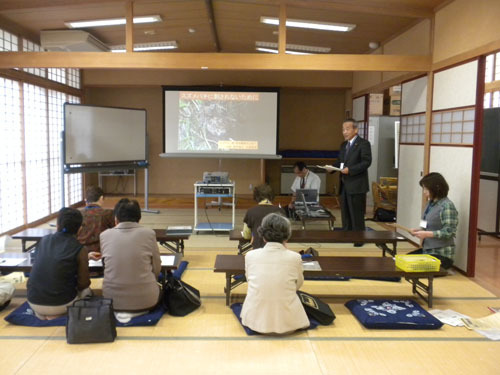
[
  {"left": 278, "top": 4, "right": 286, "bottom": 54},
  {"left": 126, "top": 1, "right": 134, "bottom": 53}
]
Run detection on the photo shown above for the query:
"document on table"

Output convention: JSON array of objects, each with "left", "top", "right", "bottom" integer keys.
[
  {"left": 302, "top": 260, "right": 322, "bottom": 271},
  {"left": 316, "top": 165, "right": 342, "bottom": 172},
  {"left": 429, "top": 309, "right": 470, "bottom": 327},
  {"left": 0, "top": 258, "right": 26, "bottom": 267},
  {"left": 161, "top": 255, "right": 176, "bottom": 266},
  {"left": 167, "top": 226, "right": 192, "bottom": 230},
  {"left": 88, "top": 259, "right": 103, "bottom": 267}
]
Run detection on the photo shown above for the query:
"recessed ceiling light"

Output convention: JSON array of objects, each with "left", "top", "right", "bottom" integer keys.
[
  {"left": 65, "top": 15, "right": 162, "bottom": 28},
  {"left": 260, "top": 16, "right": 356, "bottom": 32},
  {"left": 110, "top": 41, "right": 177, "bottom": 52},
  {"left": 256, "top": 41, "right": 330, "bottom": 54}
]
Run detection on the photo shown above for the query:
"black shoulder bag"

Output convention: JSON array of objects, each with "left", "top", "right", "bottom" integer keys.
[
  {"left": 163, "top": 274, "right": 201, "bottom": 316},
  {"left": 297, "top": 290, "right": 335, "bottom": 325},
  {"left": 66, "top": 297, "right": 117, "bottom": 344}
]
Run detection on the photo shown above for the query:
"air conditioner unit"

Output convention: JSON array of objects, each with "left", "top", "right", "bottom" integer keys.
[{"left": 40, "top": 30, "right": 109, "bottom": 52}]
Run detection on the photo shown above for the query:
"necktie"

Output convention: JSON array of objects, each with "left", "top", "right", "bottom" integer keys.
[
  {"left": 345, "top": 141, "right": 351, "bottom": 158},
  {"left": 300, "top": 177, "right": 305, "bottom": 189}
]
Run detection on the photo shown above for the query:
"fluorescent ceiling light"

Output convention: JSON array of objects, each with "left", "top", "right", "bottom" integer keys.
[
  {"left": 65, "top": 15, "right": 162, "bottom": 28},
  {"left": 256, "top": 41, "right": 330, "bottom": 53},
  {"left": 111, "top": 41, "right": 177, "bottom": 52},
  {"left": 260, "top": 16, "right": 356, "bottom": 32},
  {"left": 256, "top": 47, "right": 311, "bottom": 55}
]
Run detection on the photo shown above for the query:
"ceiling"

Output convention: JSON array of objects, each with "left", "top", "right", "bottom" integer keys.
[{"left": 0, "top": 0, "right": 449, "bottom": 54}]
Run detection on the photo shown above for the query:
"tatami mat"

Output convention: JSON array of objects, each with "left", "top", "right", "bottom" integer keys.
[{"left": 1, "top": 208, "right": 500, "bottom": 374}]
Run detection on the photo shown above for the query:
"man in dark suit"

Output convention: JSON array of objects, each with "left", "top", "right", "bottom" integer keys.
[{"left": 325, "top": 119, "right": 372, "bottom": 242}]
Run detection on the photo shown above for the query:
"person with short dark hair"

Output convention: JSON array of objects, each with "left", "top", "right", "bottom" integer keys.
[
  {"left": 324, "top": 119, "right": 372, "bottom": 244},
  {"left": 285, "top": 161, "right": 321, "bottom": 217},
  {"left": 27, "top": 208, "right": 91, "bottom": 320},
  {"left": 241, "top": 213, "right": 309, "bottom": 334},
  {"left": 100, "top": 198, "right": 161, "bottom": 315},
  {"left": 242, "top": 184, "right": 285, "bottom": 249},
  {"left": 77, "top": 186, "right": 114, "bottom": 257},
  {"left": 410, "top": 172, "right": 458, "bottom": 269}
]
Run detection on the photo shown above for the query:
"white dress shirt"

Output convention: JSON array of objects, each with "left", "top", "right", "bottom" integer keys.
[
  {"left": 290, "top": 170, "right": 321, "bottom": 196},
  {"left": 241, "top": 242, "right": 310, "bottom": 334}
]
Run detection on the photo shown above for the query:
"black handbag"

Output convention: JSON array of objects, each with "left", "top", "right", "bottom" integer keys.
[
  {"left": 66, "top": 297, "right": 117, "bottom": 344},
  {"left": 297, "top": 290, "right": 335, "bottom": 325},
  {"left": 163, "top": 274, "right": 201, "bottom": 316}
]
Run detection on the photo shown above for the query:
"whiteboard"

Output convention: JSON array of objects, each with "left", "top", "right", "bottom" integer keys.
[{"left": 64, "top": 104, "right": 147, "bottom": 165}]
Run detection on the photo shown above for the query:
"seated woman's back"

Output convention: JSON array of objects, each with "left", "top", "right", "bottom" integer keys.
[
  {"left": 241, "top": 213, "right": 309, "bottom": 334},
  {"left": 100, "top": 199, "right": 161, "bottom": 312}
]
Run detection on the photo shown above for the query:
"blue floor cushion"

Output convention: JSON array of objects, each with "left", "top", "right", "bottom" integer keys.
[
  {"left": 230, "top": 303, "right": 319, "bottom": 335},
  {"left": 345, "top": 299, "right": 443, "bottom": 329},
  {"left": 5, "top": 301, "right": 166, "bottom": 327}
]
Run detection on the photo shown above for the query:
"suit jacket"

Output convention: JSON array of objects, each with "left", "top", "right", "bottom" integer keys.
[
  {"left": 100, "top": 222, "right": 161, "bottom": 311},
  {"left": 240, "top": 242, "right": 309, "bottom": 334},
  {"left": 334, "top": 136, "right": 372, "bottom": 194}
]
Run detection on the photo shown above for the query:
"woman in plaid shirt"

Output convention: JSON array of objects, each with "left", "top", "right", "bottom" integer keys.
[{"left": 410, "top": 173, "right": 458, "bottom": 269}]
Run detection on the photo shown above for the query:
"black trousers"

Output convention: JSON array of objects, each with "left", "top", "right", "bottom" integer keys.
[{"left": 340, "top": 190, "right": 366, "bottom": 231}]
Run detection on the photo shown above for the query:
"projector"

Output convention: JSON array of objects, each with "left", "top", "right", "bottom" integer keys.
[{"left": 203, "top": 171, "right": 229, "bottom": 184}]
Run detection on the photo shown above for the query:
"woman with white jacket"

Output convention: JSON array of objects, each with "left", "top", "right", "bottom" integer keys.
[{"left": 241, "top": 213, "right": 309, "bottom": 334}]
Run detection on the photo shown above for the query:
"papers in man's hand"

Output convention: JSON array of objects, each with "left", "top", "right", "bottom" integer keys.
[
  {"left": 88, "top": 259, "right": 103, "bottom": 267},
  {"left": 0, "top": 258, "right": 26, "bottom": 267},
  {"left": 302, "top": 260, "right": 322, "bottom": 271},
  {"left": 161, "top": 255, "right": 176, "bottom": 266},
  {"left": 429, "top": 309, "right": 470, "bottom": 327},
  {"left": 316, "top": 165, "right": 342, "bottom": 172}
]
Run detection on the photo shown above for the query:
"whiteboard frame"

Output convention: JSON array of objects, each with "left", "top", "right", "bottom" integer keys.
[{"left": 63, "top": 103, "right": 148, "bottom": 172}]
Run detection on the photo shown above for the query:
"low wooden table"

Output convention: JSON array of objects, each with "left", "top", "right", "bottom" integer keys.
[
  {"left": 12, "top": 228, "right": 190, "bottom": 255},
  {"left": 229, "top": 229, "right": 408, "bottom": 257},
  {"left": 0, "top": 252, "right": 182, "bottom": 289},
  {"left": 214, "top": 254, "right": 447, "bottom": 307}
]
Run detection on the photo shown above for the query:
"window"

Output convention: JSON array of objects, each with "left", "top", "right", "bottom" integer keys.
[
  {"left": 0, "top": 81, "right": 82, "bottom": 234},
  {"left": 23, "top": 39, "right": 46, "bottom": 78},
  {"left": 0, "top": 29, "right": 19, "bottom": 51},
  {"left": 0, "top": 78, "right": 23, "bottom": 232},
  {"left": 400, "top": 113, "right": 426, "bottom": 144},
  {"left": 431, "top": 108, "right": 475, "bottom": 145},
  {"left": 484, "top": 51, "right": 500, "bottom": 108}
]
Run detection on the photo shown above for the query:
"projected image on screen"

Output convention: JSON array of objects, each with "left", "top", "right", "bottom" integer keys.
[
  {"left": 164, "top": 89, "right": 278, "bottom": 157},
  {"left": 178, "top": 92, "right": 259, "bottom": 151}
]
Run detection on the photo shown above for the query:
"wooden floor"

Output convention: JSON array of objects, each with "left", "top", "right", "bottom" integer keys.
[{"left": 1, "top": 208, "right": 500, "bottom": 374}]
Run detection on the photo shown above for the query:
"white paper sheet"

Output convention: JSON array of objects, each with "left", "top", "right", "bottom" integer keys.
[
  {"left": 161, "top": 255, "right": 176, "bottom": 266},
  {"left": 429, "top": 309, "right": 470, "bottom": 327},
  {"left": 0, "top": 258, "right": 26, "bottom": 267},
  {"left": 88, "top": 259, "right": 103, "bottom": 267},
  {"left": 302, "top": 260, "right": 322, "bottom": 271}
]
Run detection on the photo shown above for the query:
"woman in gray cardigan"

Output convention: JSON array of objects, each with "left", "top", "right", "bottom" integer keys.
[{"left": 99, "top": 199, "right": 161, "bottom": 315}]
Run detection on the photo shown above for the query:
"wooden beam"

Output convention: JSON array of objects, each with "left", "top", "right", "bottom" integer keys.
[
  {"left": 278, "top": 4, "right": 286, "bottom": 55},
  {"left": 125, "top": 1, "right": 134, "bottom": 53},
  {"left": 0, "top": 52, "right": 432, "bottom": 72},
  {"left": 227, "top": 0, "right": 433, "bottom": 19},
  {"left": 205, "top": 0, "right": 220, "bottom": 52},
  {"left": 423, "top": 72, "right": 433, "bottom": 176},
  {"left": 485, "top": 80, "right": 500, "bottom": 93}
]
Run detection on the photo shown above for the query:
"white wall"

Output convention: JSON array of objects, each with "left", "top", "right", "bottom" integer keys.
[
  {"left": 433, "top": 60, "right": 478, "bottom": 110},
  {"left": 397, "top": 145, "right": 424, "bottom": 243},
  {"left": 429, "top": 146, "right": 473, "bottom": 272},
  {"left": 352, "top": 96, "right": 366, "bottom": 121},
  {"left": 402, "top": 76, "right": 427, "bottom": 115}
]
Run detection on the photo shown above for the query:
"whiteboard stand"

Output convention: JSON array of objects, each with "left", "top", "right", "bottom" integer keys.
[{"left": 142, "top": 167, "right": 159, "bottom": 214}]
